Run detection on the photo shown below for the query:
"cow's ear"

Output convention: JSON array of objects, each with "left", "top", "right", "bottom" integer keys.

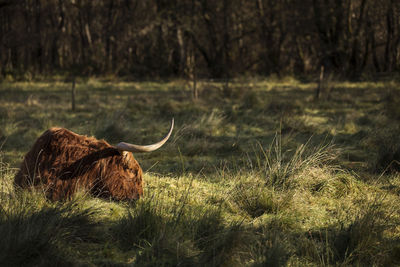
[{"left": 121, "top": 151, "right": 131, "bottom": 163}]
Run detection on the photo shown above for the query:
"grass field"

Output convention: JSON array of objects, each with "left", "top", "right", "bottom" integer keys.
[{"left": 0, "top": 78, "right": 399, "bottom": 266}]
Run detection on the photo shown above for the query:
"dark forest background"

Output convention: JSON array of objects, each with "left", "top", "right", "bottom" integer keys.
[{"left": 1, "top": 0, "right": 399, "bottom": 79}]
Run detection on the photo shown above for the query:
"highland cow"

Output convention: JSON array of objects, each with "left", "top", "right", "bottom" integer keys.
[{"left": 14, "top": 119, "right": 174, "bottom": 201}]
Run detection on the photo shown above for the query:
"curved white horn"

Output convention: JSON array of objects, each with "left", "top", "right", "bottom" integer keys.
[{"left": 115, "top": 118, "right": 174, "bottom": 153}]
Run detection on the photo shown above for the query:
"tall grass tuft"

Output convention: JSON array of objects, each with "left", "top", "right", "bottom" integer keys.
[
  {"left": 257, "top": 135, "right": 337, "bottom": 189},
  {"left": 0, "top": 156, "right": 14, "bottom": 197},
  {"left": 112, "top": 198, "right": 166, "bottom": 252},
  {"left": 177, "top": 109, "right": 226, "bottom": 139}
]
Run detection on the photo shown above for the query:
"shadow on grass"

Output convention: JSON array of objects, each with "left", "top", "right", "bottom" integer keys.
[
  {"left": 302, "top": 201, "right": 399, "bottom": 266},
  {"left": 0, "top": 192, "right": 100, "bottom": 266},
  {"left": 111, "top": 198, "right": 248, "bottom": 266}
]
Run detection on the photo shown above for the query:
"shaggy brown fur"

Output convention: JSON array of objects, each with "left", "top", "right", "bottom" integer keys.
[{"left": 14, "top": 127, "right": 143, "bottom": 201}]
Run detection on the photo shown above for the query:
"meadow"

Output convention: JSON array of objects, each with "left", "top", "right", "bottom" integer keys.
[{"left": 0, "top": 77, "right": 399, "bottom": 266}]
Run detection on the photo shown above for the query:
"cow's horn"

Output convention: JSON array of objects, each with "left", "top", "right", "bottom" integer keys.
[{"left": 115, "top": 118, "right": 174, "bottom": 153}]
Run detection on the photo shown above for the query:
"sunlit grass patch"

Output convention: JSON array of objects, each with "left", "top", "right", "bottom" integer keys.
[{"left": 253, "top": 134, "right": 337, "bottom": 189}]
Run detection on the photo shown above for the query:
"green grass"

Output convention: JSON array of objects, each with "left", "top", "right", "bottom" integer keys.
[{"left": 0, "top": 78, "right": 399, "bottom": 265}]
